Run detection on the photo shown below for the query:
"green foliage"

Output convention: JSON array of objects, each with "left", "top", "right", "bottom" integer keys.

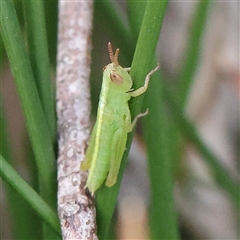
[{"left": 0, "top": 156, "right": 61, "bottom": 236}]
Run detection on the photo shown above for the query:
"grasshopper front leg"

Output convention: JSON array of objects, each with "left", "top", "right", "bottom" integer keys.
[{"left": 129, "top": 64, "right": 159, "bottom": 97}]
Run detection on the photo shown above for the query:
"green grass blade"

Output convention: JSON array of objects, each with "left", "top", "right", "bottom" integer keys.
[
  {"left": 127, "top": 1, "right": 147, "bottom": 42},
  {"left": 164, "top": 86, "right": 240, "bottom": 208},
  {"left": 0, "top": 0, "right": 56, "bottom": 206},
  {"left": 0, "top": 155, "right": 61, "bottom": 236},
  {"left": 128, "top": 1, "right": 179, "bottom": 238},
  {"left": 128, "top": 1, "right": 179, "bottom": 239},
  {"left": 0, "top": 108, "right": 42, "bottom": 239},
  {"left": 178, "top": 0, "right": 211, "bottom": 108},
  {"left": 143, "top": 73, "right": 180, "bottom": 239},
  {"left": 129, "top": 1, "right": 167, "bottom": 114},
  {"left": 95, "top": 1, "right": 169, "bottom": 239},
  {"left": 22, "top": 0, "right": 56, "bottom": 141}
]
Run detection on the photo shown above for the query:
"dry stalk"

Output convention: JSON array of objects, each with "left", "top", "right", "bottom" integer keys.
[{"left": 56, "top": 1, "right": 97, "bottom": 239}]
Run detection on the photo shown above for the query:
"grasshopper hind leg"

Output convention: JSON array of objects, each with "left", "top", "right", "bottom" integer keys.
[{"left": 105, "top": 128, "right": 127, "bottom": 187}]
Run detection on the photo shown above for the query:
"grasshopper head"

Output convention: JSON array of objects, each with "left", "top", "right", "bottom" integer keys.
[{"left": 106, "top": 42, "right": 132, "bottom": 91}]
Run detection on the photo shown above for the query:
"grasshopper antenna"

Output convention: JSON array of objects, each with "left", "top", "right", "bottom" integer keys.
[{"left": 108, "top": 42, "right": 119, "bottom": 69}]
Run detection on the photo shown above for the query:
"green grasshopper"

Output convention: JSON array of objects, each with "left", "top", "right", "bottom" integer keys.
[{"left": 81, "top": 42, "right": 159, "bottom": 194}]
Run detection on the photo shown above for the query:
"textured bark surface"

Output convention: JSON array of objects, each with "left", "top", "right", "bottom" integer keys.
[{"left": 56, "top": 1, "right": 97, "bottom": 239}]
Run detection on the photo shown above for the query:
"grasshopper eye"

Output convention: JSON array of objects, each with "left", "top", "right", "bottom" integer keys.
[{"left": 110, "top": 72, "right": 124, "bottom": 84}]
